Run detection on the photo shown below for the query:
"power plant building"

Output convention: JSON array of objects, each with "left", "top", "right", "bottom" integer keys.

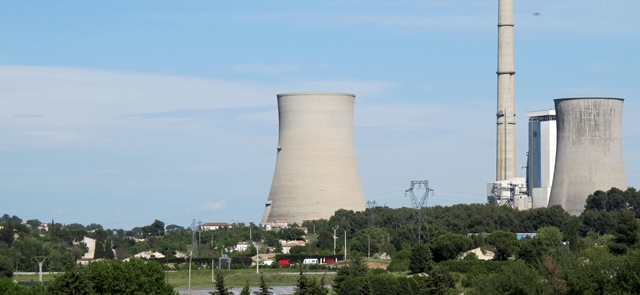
[
  {"left": 548, "top": 98, "right": 627, "bottom": 215},
  {"left": 527, "top": 110, "right": 556, "bottom": 208},
  {"left": 261, "top": 93, "right": 366, "bottom": 225}
]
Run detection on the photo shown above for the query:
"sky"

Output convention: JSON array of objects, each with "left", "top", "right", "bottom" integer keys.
[{"left": 1, "top": 1, "right": 639, "bottom": 230}]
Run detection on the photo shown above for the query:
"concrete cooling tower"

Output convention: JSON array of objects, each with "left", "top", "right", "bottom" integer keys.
[
  {"left": 261, "top": 92, "right": 366, "bottom": 225},
  {"left": 548, "top": 97, "right": 627, "bottom": 215}
]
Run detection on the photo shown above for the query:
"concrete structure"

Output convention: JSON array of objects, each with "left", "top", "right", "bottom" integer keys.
[
  {"left": 262, "top": 92, "right": 365, "bottom": 225},
  {"left": 548, "top": 98, "right": 627, "bottom": 215},
  {"left": 527, "top": 110, "right": 557, "bottom": 208},
  {"left": 487, "top": 177, "right": 531, "bottom": 210},
  {"left": 496, "top": 0, "right": 517, "bottom": 181}
]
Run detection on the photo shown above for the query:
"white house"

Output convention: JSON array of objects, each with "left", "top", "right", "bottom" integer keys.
[
  {"left": 281, "top": 240, "right": 306, "bottom": 254},
  {"left": 200, "top": 222, "right": 232, "bottom": 231},
  {"left": 134, "top": 251, "right": 165, "bottom": 259},
  {"left": 261, "top": 220, "right": 288, "bottom": 231}
]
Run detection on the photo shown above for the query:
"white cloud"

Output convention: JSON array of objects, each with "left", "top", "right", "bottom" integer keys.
[{"left": 0, "top": 66, "right": 391, "bottom": 147}]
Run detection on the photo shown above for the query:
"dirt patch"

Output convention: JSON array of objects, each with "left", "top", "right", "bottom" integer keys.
[{"left": 366, "top": 261, "right": 390, "bottom": 269}]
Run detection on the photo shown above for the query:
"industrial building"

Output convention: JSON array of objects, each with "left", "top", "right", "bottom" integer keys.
[
  {"left": 261, "top": 92, "right": 366, "bottom": 225},
  {"left": 547, "top": 97, "right": 627, "bottom": 215},
  {"left": 487, "top": 178, "right": 530, "bottom": 209},
  {"left": 527, "top": 110, "right": 557, "bottom": 208},
  {"left": 487, "top": 0, "right": 530, "bottom": 210}
]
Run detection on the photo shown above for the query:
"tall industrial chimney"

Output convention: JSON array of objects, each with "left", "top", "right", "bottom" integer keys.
[
  {"left": 261, "top": 92, "right": 366, "bottom": 225},
  {"left": 548, "top": 98, "right": 627, "bottom": 215},
  {"left": 496, "top": 0, "right": 517, "bottom": 181}
]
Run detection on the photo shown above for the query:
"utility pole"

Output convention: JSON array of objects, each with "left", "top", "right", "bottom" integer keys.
[
  {"left": 368, "top": 234, "right": 371, "bottom": 258},
  {"left": 256, "top": 242, "right": 260, "bottom": 274},
  {"left": 33, "top": 256, "right": 47, "bottom": 283},
  {"left": 332, "top": 225, "right": 339, "bottom": 255},
  {"left": 188, "top": 252, "right": 192, "bottom": 295},
  {"left": 344, "top": 231, "right": 347, "bottom": 262}
]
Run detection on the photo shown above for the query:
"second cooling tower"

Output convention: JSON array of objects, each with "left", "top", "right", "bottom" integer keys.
[
  {"left": 548, "top": 97, "right": 627, "bottom": 215},
  {"left": 261, "top": 93, "right": 366, "bottom": 225}
]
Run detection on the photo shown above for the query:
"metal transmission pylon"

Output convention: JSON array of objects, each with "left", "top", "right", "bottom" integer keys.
[
  {"left": 366, "top": 200, "right": 377, "bottom": 227},
  {"left": 189, "top": 219, "right": 198, "bottom": 257},
  {"left": 405, "top": 180, "right": 434, "bottom": 244}
]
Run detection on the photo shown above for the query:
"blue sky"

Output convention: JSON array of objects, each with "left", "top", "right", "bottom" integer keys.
[{"left": 1, "top": 1, "right": 639, "bottom": 229}]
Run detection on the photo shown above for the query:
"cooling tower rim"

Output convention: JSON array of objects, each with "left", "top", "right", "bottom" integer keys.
[
  {"left": 554, "top": 97, "right": 624, "bottom": 102},
  {"left": 277, "top": 92, "right": 355, "bottom": 98}
]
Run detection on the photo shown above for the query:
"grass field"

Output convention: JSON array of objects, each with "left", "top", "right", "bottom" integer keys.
[{"left": 13, "top": 269, "right": 336, "bottom": 290}]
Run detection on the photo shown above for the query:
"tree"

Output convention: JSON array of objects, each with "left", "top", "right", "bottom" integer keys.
[
  {"left": 470, "top": 260, "right": 552, "bottom": 295},
  {"left": 254, "top": 274, "right": 273, "bottom": 295},
  {"left": 610, "top": 209, "right": 639, "bottom": 254},
  {"left": 431, "top": 233, "right": 473, "bottom": 262},
  {"left": 142, "top": 220, "right": 165, "bottom": 238},
  {"left": 425, "top": 266, "right": 455, "bottom": 295},
  {"left": 537, "top": 226, "right": 564, "bottom": 250},
  {"left": 386, "top": 243, "right": 411, "bottom": 272},
  {"left": 46, "top": 266, "right": 95, "bottom": 295},
  {"left": 0, "top": 255, "right": 13, "bottom": 278},
  {"left": 486, "top": 231, "right": 518, "bottom": 261},
  {"left": 333, "top": 254, "right": 369, "bottom": 295},
  {"left": 240, "top": 282, "right": 251, "bottom": 295},
  {"left": 166, "top": 224, "right": 185, "bottom": 233},
  {"left": 82, "top": 259, "right": 175, "bottom": 294},
  {"left": 85, "top": 223, "right": 103, "bottom": 231},
  {"left": 409, "top": 243, "right": 433, "bottom": 274},
  {"left": 295, "top": 269, "right": 329, "bottom": 295},
  {"left": 210, "top": 271, "right": 231, "bottom": 295},
  {"left": 0, "top": 278, "right": 46, "bottom": 295},
  {"left": 0, "top": 221, "right": 14, "bottom": 248},
  {"left": 615, "top": 249, "right": 640, "bottom": 293}
]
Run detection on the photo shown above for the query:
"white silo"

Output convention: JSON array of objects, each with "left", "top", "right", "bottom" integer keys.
[
  {"left": 548, "top": 98, "right": 627, "bottom": 215},
  {"left": 527, "top": 110, "right": 556, "bottom": 208},
  {"left": 261, "top": 93, "right": 366, "bottom": 225}
]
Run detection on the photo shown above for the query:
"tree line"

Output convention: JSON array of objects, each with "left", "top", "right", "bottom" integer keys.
[{"left": 1, "top": 186, "right": 640, "bottom": 294}]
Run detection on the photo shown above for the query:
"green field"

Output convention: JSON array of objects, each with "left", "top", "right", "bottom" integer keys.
[{"left": 169, "top": 269, "right": 335, "bottom": 290}]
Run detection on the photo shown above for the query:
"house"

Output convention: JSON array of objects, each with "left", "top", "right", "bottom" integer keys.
[
  {"left": 234, "top": 242, "right": 250, "bottom": 252},
  {"left": 38, "top": 223, "right": 49, "bottom": 232},
  {"left": 251, "top": 253, "right": 277, "bottom": 266},
  {"left": 281, "top": 240, "right": 306, "bottom": 254},
  {"left": 200, "top": 222, "right": 232, "bottom": 231},
  {"left": 261, "top": 220, "right": 288, "bottom": 231},
  {"left": 174, "top": 251, "right": 188, "bottom": 258},
  {"left": 126, "top": 236, "right": 145, "bottom": 243},
  {"left": 75, "top": 236, "right": 97, "bottom": 265},
  {"left": 133, "top": 251, "right": 165, "bottom": 259}
]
